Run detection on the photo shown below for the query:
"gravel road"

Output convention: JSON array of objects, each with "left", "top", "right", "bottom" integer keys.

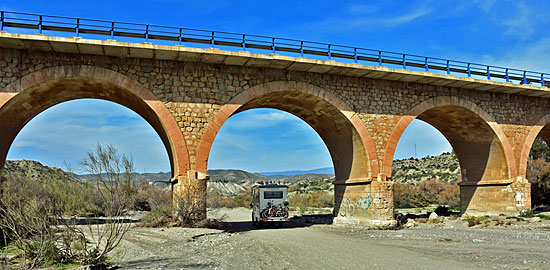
[{"left": 115, "top": 208, "right": 550, "bottom": 269}]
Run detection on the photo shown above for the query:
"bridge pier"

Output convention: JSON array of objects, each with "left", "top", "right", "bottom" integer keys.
[
  {"left": 460, "top": 178, "right": 531, "bottom": 216},
  {"left": 172, "top": 171, "right": 208, "bottom": 222},
  {"left": 333, "top": 175, "right": 395, "bottom": 227}
]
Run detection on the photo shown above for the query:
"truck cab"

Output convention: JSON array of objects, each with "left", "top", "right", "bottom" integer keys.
[{"left": 250, "top": 184, "right": 290, "bottom": 227}]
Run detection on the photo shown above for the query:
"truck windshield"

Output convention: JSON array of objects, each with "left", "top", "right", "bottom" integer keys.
[{"left": 264, "top": 191, "right": 283, "bottom": 199}]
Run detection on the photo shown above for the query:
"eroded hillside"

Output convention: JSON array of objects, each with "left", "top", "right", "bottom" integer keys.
[{"left": 392, "top": 152, "right": 460, "bottom": 184}]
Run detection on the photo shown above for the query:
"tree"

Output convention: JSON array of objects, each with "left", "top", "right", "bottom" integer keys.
[{"left": 527, "top": 137, "right": 550, "bottom": 207}]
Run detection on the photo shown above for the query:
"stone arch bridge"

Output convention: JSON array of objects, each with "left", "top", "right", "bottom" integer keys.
[{"left": 1, "top": 32, "right": 548, "bottom": 226}]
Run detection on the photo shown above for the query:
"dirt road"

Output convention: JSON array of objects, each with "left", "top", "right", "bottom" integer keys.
[{"left": 116, "top": 208, "right": 550, "bottom": 269}]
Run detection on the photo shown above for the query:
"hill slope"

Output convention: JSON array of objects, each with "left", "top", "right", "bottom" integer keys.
[{"left": 392, "top": 152, "right": 460, "bottom": 184}]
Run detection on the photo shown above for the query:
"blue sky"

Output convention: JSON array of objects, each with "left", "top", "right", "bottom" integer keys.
[{"left": 3, "top": 1, "right": 550, "bottom": 173}]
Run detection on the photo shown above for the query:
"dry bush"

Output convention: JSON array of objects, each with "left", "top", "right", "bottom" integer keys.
[
  {"left": 527, "top": 137, "right": 550, "bottom": 208},
  {"left": 136, "top": 184, "right": 174, "bottom": 227},
  {"left": 173, "top": 180, "right": 206, "bottom": 226},
  {"left": 0, "top": 175, "right": 59, "bottom": 269},
  {"left": 0, "top": 143, "right": 136, "bottom": 268},
  {"left": 526, "top": 158, "right": 550, "bottom": 207},
  {"left": 394, "top": 179, "right": 459, "bottom": 209},
  {"left": 77, "top": 143, "right": 136, "bottom": 265},
  {"left": 140, "top": 178, "right": 214, "bottom": 228},
  {"left": 207, "top": 189, "right": 253, "bottom": 209},
  {"left": 289, "top": 191, "right": 334, "bottom": 211}
]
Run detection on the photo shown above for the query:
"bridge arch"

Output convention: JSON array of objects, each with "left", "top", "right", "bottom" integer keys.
[
  {"left": 519, "top": 114, "right": 550, "bottom": 177},
  {"left": 0, "top": 65, "right": 190, "bottom": 178},
  {"left": 384, "top": 96, "right": 515, "bottom": 183},
  {"left": 195, "top": 80, "right": 379, "bottom": 182}
]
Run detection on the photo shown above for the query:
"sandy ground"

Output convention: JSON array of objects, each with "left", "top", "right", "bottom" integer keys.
[{"left": 113, "top": 208, "right": 550, "bottom": 270}]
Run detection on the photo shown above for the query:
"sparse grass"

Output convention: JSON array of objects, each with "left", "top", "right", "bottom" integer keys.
[
  {"left": 462, "top": 215, "right": 489, "bottom": 227},
  {"left": 505, "top": 216, "right": 525, "bottom": 221},
  {"left": 535, "top": 214, "right": 550, "bottom": 220},
  {"left": 519, "top": 210, "right": 535, "bottom": 218}
]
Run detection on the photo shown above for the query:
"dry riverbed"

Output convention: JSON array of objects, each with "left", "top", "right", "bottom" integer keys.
[{"left": 113, "top": 208, "right": 550, "bottom": 269}]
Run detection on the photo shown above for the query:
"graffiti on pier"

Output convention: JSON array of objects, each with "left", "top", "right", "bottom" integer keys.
[
  {"left": 357, "top": 195, "right": 374, "bottom": 210},
  {"left": 339, "top": 195, "right": 374, "bottom": 217},
  {"left": 339, "top": 198, "right": 355, "bottom": 217}
]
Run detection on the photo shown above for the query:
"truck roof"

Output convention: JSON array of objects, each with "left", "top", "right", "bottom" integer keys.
[{"left": 252, "top": 183, "right": 288, "bottom": 188}]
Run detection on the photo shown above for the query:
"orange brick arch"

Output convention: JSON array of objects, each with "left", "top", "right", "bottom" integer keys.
[
  {"left": 0, "top": 65, "right": 190, "bottom": 178},
  {"left": 518, "top": 114, "right": 550, "bottom": 177},
  {"left": 383, "top": 96, "right": 516, "bottom": 179},
  {"left": 195, "top": 81, "right": 379, "bottom": 180}
]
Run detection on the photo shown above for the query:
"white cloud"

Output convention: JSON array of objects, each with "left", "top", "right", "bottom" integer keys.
[
  {"left": 13, "top": 140, "right": 37, "bottom": 148},
  {"left": 482, "top": 38, "right": 550, "bottom": 72},
  {"left": 382, "top": 8, "right": 432, "bottom": 26},
  {"left": 472, "top": 0, "right": 497, "bottom": 12},
  {"left": 501, "top": 3, "right": 537, "bottom": 39},
  {"left": 227, "top": 110, "right": 296, "bottom": 130},
  {"left": 8, "top": 99, "right": 170, "bottom": 173},
  {"left": 346, "top": 3, "right": 380, "bottom": 15}
]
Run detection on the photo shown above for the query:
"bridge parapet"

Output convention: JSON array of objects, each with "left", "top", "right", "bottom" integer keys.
[
  {"left": 1, "top": 32, "right": 549, "bottom": 98},
  {"left": 1, "top": 10, "right": 548, "bottom": 88}
]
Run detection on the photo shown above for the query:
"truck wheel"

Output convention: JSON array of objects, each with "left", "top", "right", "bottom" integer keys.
[
  {"left": 278, "top": 222, "right": 283, "bottom": 228},
  {"left": 258, "top": 221, "right": 263, "bottom": 228}
]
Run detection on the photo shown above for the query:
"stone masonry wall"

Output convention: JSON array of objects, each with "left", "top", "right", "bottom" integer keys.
[
  {"left": 1, "top": 48, "right": 549, "bottom": 177},
  {"left": 1, "top": 47, "right": 548, "bottom": 220}
]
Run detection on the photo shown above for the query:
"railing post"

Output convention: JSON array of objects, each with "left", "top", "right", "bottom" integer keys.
[
  {"left": 300, "top": 41, "right": 304, "bottom": 57},
  {"left": 76, "top": 18, "right": 80, "bottom": 37},
  {"left": 402, "top": 54, "right": 406, "bottom": 69},
  {"left": 446, "top": 60, "right": 450, "bottom": 75},
  {"left": 110, "top": 21, "right": 114, "bottom": 39},
  {"left": 39, "top": 15, "right": 43, "bottom": 34},
  {"left": 1, "top": 11, "right": 4, "bottom": 31},
  {"left": 542, "top": 74, "right": 545, "bottom": 87},
  {"left": 425, "top": 57, "right": 429, "bottom": 72},
  {"left": 272, "top": 37, "right": 275, "bottom": 54},
  {"left": 354, "top": 48, "right": 358, "bottom": 64},
  {"left": 523, "top": 71, "right": 527, "bottom": 85},
  {"left": 487, "top": 66, "right": 491, "bottom": 80},
  {"left": 242, "top": 34, "right": 246, "bottom": 51},
  {"left": 145, "top": 25, "right": 149, "bottom": 42},
  {"left": 178, "top": 28, "right": 182, "bottom": 45},
  {"left": 211, "top": 31, "right": 215, "bottom": 48},
  {"left": 467, "top": 63, "right": 471, "bottom": 77},
  {"left": 378, "top": 51, "right": 382, "bottom": 66},
  {"left": 328, "top": 44, "right": 331, "bottom": 60},
  {"left": 506, "top": 68, "right": 509, "bottom": 82}
]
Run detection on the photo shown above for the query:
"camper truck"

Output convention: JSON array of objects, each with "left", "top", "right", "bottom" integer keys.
[{"left": 250, "top": 184, "right": 290, "bottom": 227}]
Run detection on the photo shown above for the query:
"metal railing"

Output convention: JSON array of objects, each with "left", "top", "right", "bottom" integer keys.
[{"left": 0, "top": 10, "right": 548, "bottom": 87}]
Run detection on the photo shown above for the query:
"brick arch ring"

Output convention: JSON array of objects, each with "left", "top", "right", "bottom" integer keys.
[
  {"left": 518, "top": 113, "right": 550, "bottom": 177},
  {"left": 0, "top": 65, "right": 190, "bottom": 178},
  {"left": 382, "top": 96, "right": 516, "bottom": 178},
  {"left": 194, "top": 80, "right": 380, "bottom": 176}
]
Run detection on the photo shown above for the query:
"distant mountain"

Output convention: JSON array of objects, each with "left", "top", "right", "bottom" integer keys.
[
  {"left": 207, "top": 169, "right": 269, "bottom": 182},
  {"left": 76, "top": 172, "right": 171, "bottom": 183},
  {"left": 261, "top": 167, "right": 334, "bottom": 177},
  {"left": 269, "top": 173, "right": 334, "bottom": 183},
  {"left": 206, "top": 169, "right": 275, "bottom": 196}
]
